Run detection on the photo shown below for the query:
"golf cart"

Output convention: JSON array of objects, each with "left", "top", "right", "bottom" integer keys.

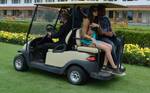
[{"left": 13, "top": 1, "right": 126, "bottom": 85}]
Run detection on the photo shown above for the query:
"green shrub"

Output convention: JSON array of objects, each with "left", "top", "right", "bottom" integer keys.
[
  {"left": 0, "top": 21, "right": 57, "bottom": 34},
  {"left": 116, "top": 30, "right": 150, "bottom": 47},
  {"left": 114, "top": 25, "right": 150, "bottom": 32},
  {"left": 123, "top": 44, "right": 150, "bottom": 67},
  {"left": 0, "top": 21, "right": 29, "bottom": 33}
]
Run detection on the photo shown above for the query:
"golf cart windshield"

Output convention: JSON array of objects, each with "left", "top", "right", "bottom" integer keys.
[{"left": 29, "top": 6, "right": 59, "bottom": 36}]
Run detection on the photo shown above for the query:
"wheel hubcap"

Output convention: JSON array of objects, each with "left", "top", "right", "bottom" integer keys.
[
  {"left": 15, "top": 58, "right": 23, "bottom": 69},
  {"left": 70, "top": 71, "right": 80, "bottom": 83}
]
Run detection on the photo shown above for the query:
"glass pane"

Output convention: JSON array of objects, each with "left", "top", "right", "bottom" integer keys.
[{"left": 30, "top": 6, "right": 59, "bottom": 37}]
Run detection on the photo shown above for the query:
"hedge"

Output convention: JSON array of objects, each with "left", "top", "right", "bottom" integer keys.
[
  {"left": 114, "top": 25, "right": 150, "bottom": 32},
  {"left": 0, "top": 21, "right": 29, "bottom": 33},
  {"left": 115, "top": 30, "right": 150, "bottom": 47},
  {"left": 0, "top": 21, "right": 58, "bottom": 34}
]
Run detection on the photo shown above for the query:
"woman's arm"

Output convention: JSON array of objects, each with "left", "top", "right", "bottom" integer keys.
[{"left": 82, "top": 18, "right": 92, "bottom": 40}]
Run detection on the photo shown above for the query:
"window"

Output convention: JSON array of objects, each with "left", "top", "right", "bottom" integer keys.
[
  {"left": 3, "top": 10, "right": 7, "bottom": 15},
  {"left": 46, "top": 0, "right": 54, "bottom": 2},
  {"left": 122, "top": 0, "right": 138, "bottom": 1},
  {"left": 12, "top": 0, "right": 21, "bottom": 4},
  {"left": 12, "top": 10, "right": 21, "bottom": 16},
  {"left": 34, "top": 0, "right": 42, "bottom": 3},
  {"left": 108, "top": 11, "right": 114, "bottom": 18},
  {"left": 138, "top": 12, "right": 142, "bottom": 19},
  {"left": 0, "top": 0, "right": 7, "bottom": 4},
  {"left": 24, "top": 0, "right": 32, "bottom": 3},
  {"left": 128, "top": 11, "right": 133, "bottom": 21},
  {"left": 28, "top": 10, "right": 33, "bottom": 16},
  {"left": 104, "top": 0, "right": 117, "bottom": 1}
]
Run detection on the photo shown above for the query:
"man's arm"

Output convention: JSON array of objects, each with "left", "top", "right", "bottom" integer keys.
[
  {"left": 102, "top": 31, "right": 114, "bottom": 37},
  {"left": 50, "top": 24, "right": 66, "bottom": 38},
  {"left": 50, "top": 31, "right": 61, "bottom": 38},
  {"left": 101, "top": 17, "right": 116, "bottom": 37}
]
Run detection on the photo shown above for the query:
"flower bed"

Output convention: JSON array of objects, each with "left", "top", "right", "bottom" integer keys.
[
  {"left": 0, "top": 31, "right": 35, "bottom": 44},
  {"left": 0, "top": 31, "right": 58, "bottom": 44},
  {"left": 123, "top": 44, "right": 150, "bottom": 66}
]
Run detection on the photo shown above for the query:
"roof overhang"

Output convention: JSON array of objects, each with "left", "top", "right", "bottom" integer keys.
[
  {"left": 35, "top": 1, "right": 126, "bottom": 8},
  {"left": 0, "top": 6, "right": 35, "bottom": 10},
  {"left": 107, "top": 5, "right": 150, "bottom": 11}
]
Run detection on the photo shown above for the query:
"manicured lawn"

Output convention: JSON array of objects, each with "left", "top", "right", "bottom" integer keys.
[{"left": 0, "top": 42, "right": 150, "bottom": 93}]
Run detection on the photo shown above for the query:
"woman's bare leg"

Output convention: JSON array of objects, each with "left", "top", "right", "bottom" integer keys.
[
  {"left": 103, "top": 55, "right": 108, "bottom": 66},
  {"left": 96, "top": 42, "right": 117, "bottom": 69}
]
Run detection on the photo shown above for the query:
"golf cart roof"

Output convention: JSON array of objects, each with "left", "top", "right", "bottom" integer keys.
[{"left": 35, "top": 1, "right": 126, "bottom": 8}]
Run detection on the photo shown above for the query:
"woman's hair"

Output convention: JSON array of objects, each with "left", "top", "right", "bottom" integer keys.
[
  {"left": 97, "top": 4, "right": 106, "bottom": 17},
  {"left": 88, "top": 6, "right": 98, "bottom": 23}
]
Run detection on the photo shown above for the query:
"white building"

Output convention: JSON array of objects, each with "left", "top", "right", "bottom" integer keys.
[
  {"left": 0, "top": 0, "right": 150, "bottom": 24},
  {"left": 106, "top": 0, "right": 150, "bottom": 24}
]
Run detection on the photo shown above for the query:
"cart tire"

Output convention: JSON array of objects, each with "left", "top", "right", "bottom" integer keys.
[
  {"left": 67, "top": 66, "right": 88, "bottom": 85},
  {"left": 13, "top": 54, "right": 28, "bottom": 71}
]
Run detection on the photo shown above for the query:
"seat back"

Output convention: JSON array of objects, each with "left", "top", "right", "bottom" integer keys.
[
  {"left": 65, "top": 28, "right": 78, "bottom": 50},
  {"left": 65, "top": 29, "right": 73, "bottom": 45},
  {"left": 76, "top": 28, "right": 82, "bottom": 46}
]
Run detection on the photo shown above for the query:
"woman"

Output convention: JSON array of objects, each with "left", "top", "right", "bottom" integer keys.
[{"left": 81, "top": 6, "right": 121, "bottom": 75}]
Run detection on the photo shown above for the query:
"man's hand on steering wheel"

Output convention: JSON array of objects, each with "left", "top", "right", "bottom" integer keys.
[
  {"left": 47, "top": 32, "right": 51, "bottom": 37},
  {"left": 45, "top": 24, "right": 56, "bottom": 38},
  {"left": 46, "top": 24, "right": 56, "bottom": 34}
]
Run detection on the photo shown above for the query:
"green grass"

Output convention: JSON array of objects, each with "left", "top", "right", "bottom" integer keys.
[{"left": 0, "top": 42, "right": 150, "bottom": 93}]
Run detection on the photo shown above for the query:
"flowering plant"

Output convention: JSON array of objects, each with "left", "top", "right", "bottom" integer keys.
[{"left": 123, "top": 44, "right": 150, "bottom": 66}]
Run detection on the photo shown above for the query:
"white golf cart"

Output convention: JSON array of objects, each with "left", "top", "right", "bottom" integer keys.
[{"left": 13, "top": 1, "right": 126, "bottom": 85}]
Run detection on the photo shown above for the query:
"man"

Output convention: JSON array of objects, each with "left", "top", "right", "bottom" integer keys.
[
  {"left": 97, "top": 5, "right": 124, "bottom": 67},
  {"left": 37, "top": 10, "right": 72, "bottom": 50}
]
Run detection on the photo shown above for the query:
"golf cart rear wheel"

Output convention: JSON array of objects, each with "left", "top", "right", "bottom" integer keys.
[
  {"left": 67, "top": 66, "right": 88, "bottom": 85},
  {"left": 13, "top": 54, "right": 28, "bottom": 71},
  {"left": 120, "top": 65, "right": 126, "bottom": 73}
]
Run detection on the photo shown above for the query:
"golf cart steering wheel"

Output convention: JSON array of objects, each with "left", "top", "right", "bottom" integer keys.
[{"left": 46, "top": 24, "right": 56, "bottom": 34}]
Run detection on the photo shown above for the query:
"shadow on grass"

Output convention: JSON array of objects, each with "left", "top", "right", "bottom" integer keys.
[
  {"left": 26, "top": 68, "right": 122, "bottom": 87},
  {"left": 87, "top": 77, "right": 122, "bottom": 88}
]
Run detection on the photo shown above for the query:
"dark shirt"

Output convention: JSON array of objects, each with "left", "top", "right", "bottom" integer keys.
[
  {"left": 99, "top": 16, "right": 112, "bottom": 32},
  {"left": 51, "top": 20, "right": 72, "bottom": 43}
]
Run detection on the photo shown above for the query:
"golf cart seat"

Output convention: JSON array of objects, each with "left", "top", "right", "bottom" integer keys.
[
  {"left": 65, "top": 28, "right": 99, "bottom": 53},
  {"left": 75, "top": 29, "right": 100, "bottom": 53}
]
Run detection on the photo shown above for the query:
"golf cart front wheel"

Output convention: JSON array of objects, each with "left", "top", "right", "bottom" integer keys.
[
  {"left": 67, "top": 66, "right": 88, "bottom": 85},
  {"left": 13, "top": 54, "right": 28, "bottom": 71}
]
